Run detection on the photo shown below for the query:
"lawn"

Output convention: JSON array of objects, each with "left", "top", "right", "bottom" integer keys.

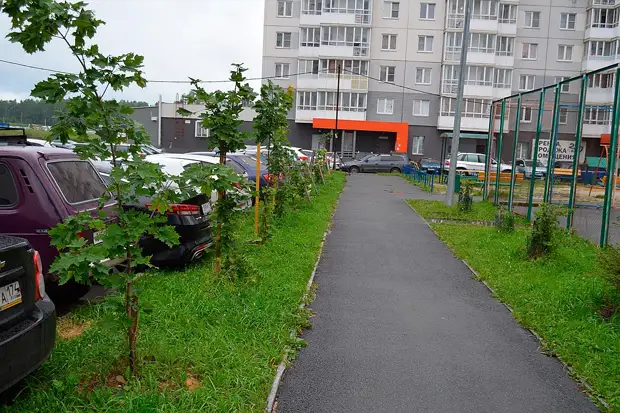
[
  {"left": 3, "top": 173, "right": 346, "bottom": 413},
  {"left": 407, "top": 199, "right": 500, "bottom": 222},
  {"left": 432, "top": 224, "right": 620, "bottom": 411}
]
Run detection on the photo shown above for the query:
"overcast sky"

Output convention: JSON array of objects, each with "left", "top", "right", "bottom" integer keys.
[{"left": 0, "top": 0, "right": 265, "bottom": 104}]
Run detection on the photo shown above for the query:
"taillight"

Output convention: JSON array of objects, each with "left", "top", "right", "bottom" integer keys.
[
  {"left": 33, "top": 250, "right": 46, "bottom": 301},
  {"left": 169, "top": 204, "right": 201, "bottom": 216},
  {"left": 263, "top": 173, "right": 275, "bottom": 184},
  {"left": 300, "top": 156, "right": 309, "bottom": 161},
  {"left": 445, "top": 160, "right": 450, "bottom": 166}
]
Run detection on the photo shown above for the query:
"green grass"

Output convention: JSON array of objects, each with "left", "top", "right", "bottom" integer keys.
[
  {"left": 432, "top": 224, "right": 620, "bottom": 411},
  {"left": 4, "top": 173, "right": 346, "bottom": 413},
  {"left": 407, "top": 199, "right": 500, "bottom": 222}
]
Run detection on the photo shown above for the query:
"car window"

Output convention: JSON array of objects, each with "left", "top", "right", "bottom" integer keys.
[
  {"left": 47, "top": 161, "right": 107, "bottom": 204},
  {"left": 0, "top": 163, "right": 18, "bottom": 208},
  {"left": 478, "top": 155, "right": 486, "bottom": 163},
  {"left": 367, "top": 156, "right": 380, "bottom": 163},
  {"left": 465, "top": 154, "right": 477, "bottom": 162},
  {"left": 226, "top": 159, "right": 246, "bottom": 175},
  {"left": 380, "top": 155, "right": 392, "bottom": 162},
  {"left": 457, "top": 154, "right": 466, "bottom": 161}
]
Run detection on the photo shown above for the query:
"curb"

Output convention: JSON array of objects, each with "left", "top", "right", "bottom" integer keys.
[
  {"left": 405, "top": 200, "right": 609, "bottom": 411},
  {"left": 264, "top": 184, "right": 343, "bottom": 413}
]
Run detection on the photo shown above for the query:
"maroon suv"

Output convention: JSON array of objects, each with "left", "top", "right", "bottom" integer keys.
[{"left": 0, "top": 144, "right": 115, "bottom": 300}]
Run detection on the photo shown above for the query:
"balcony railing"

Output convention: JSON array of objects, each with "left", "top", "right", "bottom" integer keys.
[{"left": 588, "top": 0, "right": 615, "bottom": 6}]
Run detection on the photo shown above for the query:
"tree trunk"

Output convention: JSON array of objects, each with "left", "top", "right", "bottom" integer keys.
[{"left": 126, "top": 280, "right": 139, "bottom": 377}]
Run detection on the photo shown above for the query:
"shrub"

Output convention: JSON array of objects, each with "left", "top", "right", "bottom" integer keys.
[
  {"left": 495, "top": 207, "right": 515, "bottom": 233},
  {"left": 527, "top": 203, "right": 565, "bottom": 259},
  {"left": 457, "top": 181, "right": 473, "bottom": 212}
]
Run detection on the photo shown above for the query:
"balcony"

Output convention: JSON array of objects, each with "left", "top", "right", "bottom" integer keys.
[
  {"left": 295, "top": 108, "right": 366, "bottom": 123},
  {"left": 586, "top": 87, "right": 615, "bottom": 104},
  {"left": 588, "top": 0, "right": 615, "bottom": 7},
  {"left": 299, "top": 10, "right": 371, "bottom": 26},
  {"left": 470, "top": 18, "right": 498, "bottom": 32},
  {"left": 582, "top": 55, "right": 619, "bottom": 72},
  {"left": 442, "top": 82, "right": 495, "bottom": 98},
  {"left": 297, "top": 74, "right": 369, "bottom": 91},
  {"left": 444, "top": 49, "right": 512, "bottom": 66},
  {"left": 497, "top": 22, "right": 517, "bottom": 35},
  {"left": 585, "top": 26, "right": 618, "bottom": 40},
  {"left": 583, "top": 122, "right": 611, "bottom": 137},
  {"left": 438, "top": 115, "right": 490, "bottom": 132},
  {"left": 313, "top": 44, "right": 370, "bottom": 58},
  {"left": 492, "top": 86, "right": 512, "bottom": 100},
  {"left": 495, "top": 54, "right": 515, "bottom": 67}
]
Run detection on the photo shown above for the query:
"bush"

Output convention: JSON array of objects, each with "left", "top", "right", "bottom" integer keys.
[
  {"left": 495, "top": 207, "right": 515, "bottom": 233},
  {"left": 597, "top": 245, "right": 620, "bottom": 295},
  {"left": 457, "top": 181, "right": 473, "bottom": 213},
  {"left": 527, "top": 203, "right": 564, "bottom": 258}
]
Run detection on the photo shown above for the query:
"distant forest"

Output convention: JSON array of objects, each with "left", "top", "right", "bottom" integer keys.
[{"left": 0, "top": 99, "right": 152, "bottom": 126}]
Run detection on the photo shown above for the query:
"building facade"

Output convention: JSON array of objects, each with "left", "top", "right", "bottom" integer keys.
[{"left": 262, "top": 0, "right": 616, "bottom": 163}]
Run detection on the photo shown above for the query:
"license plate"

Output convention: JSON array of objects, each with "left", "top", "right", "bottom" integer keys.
[
  {"left": 201, "top": 203, "right": 212, "bottom": 215},
  {"left": 94, "top": 230, "right": 104, "bottom": 244},
  {"left": 0, "top": 281, "right": 22, "bottom": 311}
]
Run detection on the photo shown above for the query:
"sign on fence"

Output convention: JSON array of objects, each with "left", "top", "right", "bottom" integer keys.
[{"left": 534, "top": 139, "right": 586, "bottom": 165}]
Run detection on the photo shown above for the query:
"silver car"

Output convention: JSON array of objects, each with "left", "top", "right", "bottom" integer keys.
[{"left": 516, "top": 159, "right": 546, "bottom": 179}]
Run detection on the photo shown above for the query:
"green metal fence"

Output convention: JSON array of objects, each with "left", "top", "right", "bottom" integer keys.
[{"left": 484, "top": 63, "right": 620, "bottom": 248}]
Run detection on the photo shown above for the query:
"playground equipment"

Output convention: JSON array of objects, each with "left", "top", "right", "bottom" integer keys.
[{"left": 484, "top": 62, "right": 620, "bottom": 247}]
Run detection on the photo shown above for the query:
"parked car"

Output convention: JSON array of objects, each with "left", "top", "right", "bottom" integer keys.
[
  {"left": 419, "top": 158, "right": 442, "bottom": 175},
  {"left": 516, "top": 159, "right": 546, "bottom": 179},
  {"left": 341, "top": 154, "right": 407, "bottom": 174},
  {"left": 0, "top": 235, "right": 56, "bottom": 394},
  {"left": 190, "top": 152, "right": 272, "bottom": 190},
  {"left": 0, "top": 142, "right": 118, "bottom": 300},
  {"left": 444, "top": 153, "right": 512, "bottom": 174}
]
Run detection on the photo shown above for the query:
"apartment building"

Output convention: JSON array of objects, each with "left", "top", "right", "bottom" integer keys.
[{"left": 263, "top": 0, "right": 615, "bottom": 162}]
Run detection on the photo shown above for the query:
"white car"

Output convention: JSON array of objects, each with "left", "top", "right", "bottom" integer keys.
[
  {"left": 444, "top": 153, "right": 512, "bottom": 174},
  {"left": 144, "top": 154, "right": 252, "bottom": 209}
]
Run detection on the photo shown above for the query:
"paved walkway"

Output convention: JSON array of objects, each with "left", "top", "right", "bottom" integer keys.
[{"left": 276, "top": 175, "right": 597, "bottom": 413}]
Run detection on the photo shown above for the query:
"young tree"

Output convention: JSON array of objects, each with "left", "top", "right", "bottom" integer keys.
[
  {"left": 178, "top": 66, "right": 254, "bottom": 272},
  {"left": 3, "top": 0, "right": 179, "bottom": 376}
]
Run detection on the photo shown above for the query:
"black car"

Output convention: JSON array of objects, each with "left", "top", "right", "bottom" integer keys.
[
  {"left": 341, "top": 154, "right": 408, "bottom": 174},
  {"left": 0, "top": 235, "right": 56, "bottom": 394},
  {"left": 92, "top": 163, "right": 213, "bottom": 267}
]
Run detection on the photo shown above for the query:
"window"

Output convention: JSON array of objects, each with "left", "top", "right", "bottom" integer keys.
[
  {"left": 418, "top": 35, "right": 434, "bottom": 52},
  {"left": 557, "top": 45, "right": 573, "bottom": 61},
  {"left": 385, "top": 1, "right": 400, "bottom": 18},
  {"left": 584, "top": 107, "right": 612, "bottom": 124},
  {"left": 524, "top": 11, "right": 540, "bottom": 28},
  {"left": 411, "top": 136, "right": 424, "bottom": 155},
  {"left": 415, "top": 67, "right": 432, "bottom": 84},
  {"left": 276, "top": 32, "right": 292, "bottom": 48},
  {"left": 380, "top": 66, "right": 396, "bottom": 82},
  {"left": 588, "top": 40, "right": 614, "bottom": 58},
  {"left": 560, "top": 13, "right": 576, "bottom": 30},
  {"left": 277, "top": 0, "right": 293, "bottom": 17},
  {"left": 420, "top": 3, "right": 435, "bottom": 19},
  {"left": 317, "top": 91, "right": 368, "bottom": 111},
  {"left": 302, "top": 0, "right": 322, "bottom": 15},
  {"left": 440, "top": 97, "right": 490, "bottom": 117},
  {"left": 413, "top": 100, "right": 430, "bottom": 116},
  {"left": 587, "top": 8, "right": 617, "bottom": 28},
  {"left": 559, "top": 107, "right": 568, "bottom": 124},
  {"left": 498, "top": 4, "right": 517, "bottom": 24},
  {"left": 469, "top": 32, "right": 496, "bottom": 53},
  {"left": 377, "top": 98, "right": 394, "bottom": 114},
  {"left": 519, "top": 74, "right": 535, "bottom": 90},
  {"left": 299, "top": 59, "right": 320, "bottom": 75},
  {"left": 588, "top": 73, "right": 614, "bottom": 88},
  {"left": 494, "top": 68, "right": 512, "bottom": 88},
  {"left": 465, "top": 65, "right": 493, "bottom": 86},
  {"left": 521, "top": 106, "right": 533, "bottom": 122},
  {"left": 496, "top": 36, "right": 514, "bottom": 56},
  {"left": 521, "top": 43, "right": 538, "bottom": 60},
  {"left": 321, "top": 26, "right": 371, "bottom": 53},
  {"left": 47, "top": 161, "right": 107, "bottom": 204},
  {"left": 319, "top": 59, "right": 369, "bottom": 75},
  {"left": 555, "top": 76, "right": 570, "bottom": 93},
  {"left": 297, "top": 91, "right": 318, "bottom": 110},
  {"left": 0, "top": 163, "right": 18, "bottom": 207},
  {"left": 472, "top": 0, "right": 497, "bottom": 19},
  {"left": 516, "top": 142, "right": 529, "bottom": 159},
  {"left": 195, "top": 122, "right": 209, "bottom": 138},
  {"left": 300, "top": 27, "right": 321, "bottom": 47},
  {"left": 382, "top": 34, "right": 397, "bottom": 50},
  {"left": 275, "top": 63, "right": 290, "bottom": 79}
]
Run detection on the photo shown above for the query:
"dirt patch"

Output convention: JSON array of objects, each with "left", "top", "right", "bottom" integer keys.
[
  {"left": 57, "top": 317, "right": 91, "bottom": 340},
  {"left": 600, "top": 305, "right": 619, "bottom": 321},
  {"left": 185, "top": 374, "right": 202, "bottom": 392}
]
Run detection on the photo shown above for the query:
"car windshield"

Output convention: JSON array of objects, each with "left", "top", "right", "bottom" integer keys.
[
  {"left": 523, "top": 160, "right": 545, "bottom": 167},
  {"left": 422, "top": 158, "right": 439, "bottom": 164}
]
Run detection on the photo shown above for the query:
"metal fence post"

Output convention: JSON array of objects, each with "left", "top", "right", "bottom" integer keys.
[
  {"left": 508, "top": 95, "right": 522, "bottom": 211},
  {"left": 567, "top": 75, "right": 587, "bottom": 231},
  {"left": 527, "top": 89, "right": 546, "bottom": 221},
  {"left": 544, "top": 85, "right": 561, "bottom": 203},
  {"left": 600, "top": 66, "right": 620, "bottom": 247},
  {"left": 483, "top": 104, "right": 495, "bottom": 201},
  {"left": 494, "top": 99, "right": 506, "bottom": 205}
]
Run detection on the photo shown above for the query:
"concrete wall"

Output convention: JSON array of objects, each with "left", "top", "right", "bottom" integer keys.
[{"left": 131, "top": 106, "right": 160, "bottom": 146}]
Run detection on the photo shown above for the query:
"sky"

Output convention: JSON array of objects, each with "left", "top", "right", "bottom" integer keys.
[{"left": 0, "top": 0, "right": 265, "bottom": 104}]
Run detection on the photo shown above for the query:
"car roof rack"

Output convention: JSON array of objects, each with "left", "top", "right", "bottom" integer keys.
[{"left": 0, "top": 124, "right": 27, "bottom": 146}]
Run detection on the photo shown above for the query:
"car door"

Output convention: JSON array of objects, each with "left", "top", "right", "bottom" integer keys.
[
  {"left": 362, "top": 156, "right": 380, "bottom": 172},
  {"left": 378, "top": 155, "right": 393, "bottom": 172}
]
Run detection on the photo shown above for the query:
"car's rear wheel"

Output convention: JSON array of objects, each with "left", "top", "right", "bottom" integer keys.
[
  {"left": 502, "top": 169, "right": 512, "bottom": 173},
  {"left": 349, "top": 166, "right": 360, "bottom": 173},
  {"left": 389, "top": 167, "right": 401, "bottom": 174}
]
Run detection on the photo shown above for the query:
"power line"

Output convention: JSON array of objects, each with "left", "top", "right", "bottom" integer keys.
[{"left": 0, "top": 58, "right": 322, "bottom": 84}]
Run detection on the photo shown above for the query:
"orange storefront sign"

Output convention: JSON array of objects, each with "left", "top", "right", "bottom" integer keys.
[{"left": 312, "top": 118, "right": 409, "bottom": 154}]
